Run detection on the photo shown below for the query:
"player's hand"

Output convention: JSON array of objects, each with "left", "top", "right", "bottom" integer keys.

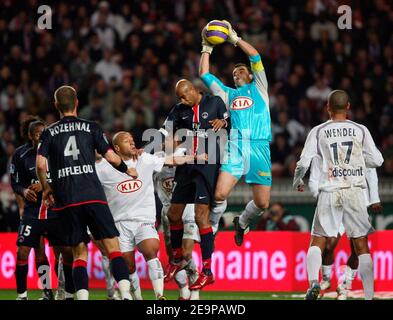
[
  {"left": 126, "top": 167, "right": 138, "bottom": 179},
  {"left": 42, "top": 186, "right": 55, "bottom": 207},
  {"left": 369, "top": 202, "right": 383, "bottom": 214},
  {"left": 209, "top": 119, "right": 226, "bottom": 131},
  {"left": 221, "top": 20, "right": 241, "bottom": 46},
  {"left": 23, "top": 188, "right": 37, "bottom": 202},
  {"left": 195, "top": 153, "right": 208, "bottom": 162},
  {"left": 28, "top": 182, "right": 42, "bottom": 193},
  {"left": 201, "top": 26, "right": 214, "bottom": 54}
]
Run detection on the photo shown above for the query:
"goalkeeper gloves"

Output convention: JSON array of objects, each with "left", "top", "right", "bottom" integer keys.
[
  {"left": 222, "top": 20, "right": 241, "bottom": 46},
  {"left": 201, "top": 27, "right": 214, "bottom": 54}
]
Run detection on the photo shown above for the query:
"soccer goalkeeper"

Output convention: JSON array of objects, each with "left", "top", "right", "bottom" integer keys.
[{"left": 199, "top": 21, "right": 272, "bottom": 246}]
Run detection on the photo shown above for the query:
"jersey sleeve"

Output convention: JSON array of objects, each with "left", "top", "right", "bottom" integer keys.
[
  {"left": 249, "top": 54, "right": 268, "bottom": 105},
  {"left": 142, "top": 153, "right": 165, "bottom": 173},
  {"left": 308, "top": 156, "right": 321, "bottom": 198},
  {"left": 293, "top": 127, "right": 318, "bottom": 188},
  {"left": 37, "top": 129, "right": 51, "bottom": 158},
  {"left": 92, "top": 122, "right": 111, "bottom": 156},
  {"left": 10, "top": 153, "right": 25, "bottom": 196},
  {"left": 362, "top": 127, "right": 384, "bottom": 168},
  {"left": 200, "top": 72, "right": 232, "bottom": 108},
  {"left": 365, "top": 168, "right": 380, "bottom": 205},
  {"left": 216, "top": 96, "right": 230, "bottom": 125}
]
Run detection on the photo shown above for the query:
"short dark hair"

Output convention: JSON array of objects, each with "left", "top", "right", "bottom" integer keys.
[
  {"left": 327, "top": 90, "right": 349, "bottom": 112},
  {"left": 28, "top": 120, "right": 45, "bottom": 137},
  {"left": 20, "top": 116, "right": 42, "bottom": 141},
  {"left": 54, "top": 86, "right": 77, "bottom": 113},
  {"left": 234, "top": 63, "right": 252, "bottom": 74}
]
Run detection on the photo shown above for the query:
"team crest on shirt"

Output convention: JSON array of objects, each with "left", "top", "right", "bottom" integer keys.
[
  {"left": 117, "top": 179, "right": 142, "bottom": 193},
  {"left": 162, "top": 177, "right": 174, "bottom": 193},
  {"left": 231, "top": 96, "right": 254, "bottom": 110}
]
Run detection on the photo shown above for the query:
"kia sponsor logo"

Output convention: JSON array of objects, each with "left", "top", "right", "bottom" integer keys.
[
  {"left": 117, "top": 179, "right": 142, "bottom": 193},
  {"left": 162, "top": 177, "right": 174, "bottom": 192},
  {"left": 231, "top": 97, "right": 253, "bottom": 110}
]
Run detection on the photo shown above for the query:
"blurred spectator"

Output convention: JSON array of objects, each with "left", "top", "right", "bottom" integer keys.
[
  {"left": 256, "top": 202, "right": 300, "bottom": 231},
  {"left": 94, "top": 49, "right": 122, "bottom": 84}
]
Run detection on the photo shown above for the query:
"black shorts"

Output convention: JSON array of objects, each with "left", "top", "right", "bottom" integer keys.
[
  {"left": 171, "top": 164, "right": 219, "bottom": 205},
  {"left": 17, "top": 217, "right": 66, "bottom": 248},
  {"left": 58, "top": 202, "right": 119, "bottom": 246}
]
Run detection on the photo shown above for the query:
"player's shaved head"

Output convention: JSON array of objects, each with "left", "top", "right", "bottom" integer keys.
[
  {"left": 175, "top": 79, "right": 194, "bottom": 95},
  {"left": 175, "top": 79, "right": 201, "bottom": 107},
  {"left": 327, "top": 90, "right": 349, "bottom": 113},
  {"left": 54, "top": 85, "right": 77, "bottom": 113},
  {"left": 112, "top": 131, "right": 129, "bottom": 147}
]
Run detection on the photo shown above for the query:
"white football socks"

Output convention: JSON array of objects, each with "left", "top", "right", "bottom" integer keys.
[
  {"left": 344, "top": 265, "right": 357, "bottom": 289},
  {"left": 358, "top": 254, "right": 374, "bottom": 300},
  {"left": 210, "top": 200, "right": 227, "bottom": 234},
  {"left": 102, "top": 255, "right": 116, "bottom": 295},
  {"left": 239, "top": 200, "right": 263, "bottom": 229},
  {"left": 175, "top": 270, "right": 190, "bottom": 299},
  {"left": 307, "top": 246, "right": 322, "bottom": 286},
  {"left": 117, "top": 279, "right": 132, "bottom": 300},
  {"left": 129, "top": 272, "right": 143, "bottom": 300},
  {"left": 321, "top": 264, "right": 333, "bottom": 281},
  {"left": 147, "top": 258, "right": 164, "bottom": 299}
]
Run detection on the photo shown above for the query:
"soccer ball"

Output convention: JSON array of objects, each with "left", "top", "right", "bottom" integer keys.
[{"left": 205, "top": 20, "right": 229, "bottom": 45}]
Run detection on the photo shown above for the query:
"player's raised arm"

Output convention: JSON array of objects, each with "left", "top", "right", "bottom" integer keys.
[
  {"left": 199, "top": 27, "right": 232, "bottom": 107},
  {"left": 362, "top": 126, "right": 384, "bottom": 168},
  {"left": 293, "top": 128, "right": 318, "bottom": 190}
]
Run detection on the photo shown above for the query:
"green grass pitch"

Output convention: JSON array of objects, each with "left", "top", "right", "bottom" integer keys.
[{"left": 0, "top": 289, "right": 304, "bottom": 300}]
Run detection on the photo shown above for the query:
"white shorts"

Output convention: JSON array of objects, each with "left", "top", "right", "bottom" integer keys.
[
  {"left": 115, "top": 220, "right": 159, "bottom": 252},
  {"left": 161, "top": 204, "right": 200, "bottom": 242},
  {"left": 311, "top": 188, "right": 374, "bottom": 239}
]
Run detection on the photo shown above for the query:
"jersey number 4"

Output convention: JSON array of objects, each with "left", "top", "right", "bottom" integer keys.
[
  {"left": 64, "top": 135, "right": 81, "bottom": 160},
  {"left": 330, "top": 141, "right": 353, "bottom": 165}
]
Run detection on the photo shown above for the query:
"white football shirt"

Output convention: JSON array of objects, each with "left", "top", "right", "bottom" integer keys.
[
  {"left": 96, "top": 153, "right": 165, "bottom": 223},
  {"left": 153, "top": 148, "right": 187, "bottom": 206},
  {"left": 294, "top": 119, "right": 383, "bottom": 192}
]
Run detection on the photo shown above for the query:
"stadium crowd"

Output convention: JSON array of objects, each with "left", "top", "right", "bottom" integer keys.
[{"left": 1, "top": 0, "right": 393, "bottom": 230}]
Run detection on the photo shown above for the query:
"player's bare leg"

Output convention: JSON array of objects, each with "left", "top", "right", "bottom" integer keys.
[
  {"left": 351, "top": 236, "right": 373, "bottom": 300},
  {"left": 189, "top": 204, "right": 215, "bottom": 290},
  {"left": 234, "top": 184, "right": 270, "bottom": 246},
  {"left": 165, "top": 203, "right": 187, "bottom": 281},
  {"left": 15, "top": 246, "right": 32, "bottom": 300},
  {"left": 320, "top": 236, "right": 340, "bottom": 293},
  {"left": 305, "top": 236, "right": 327, "bottom": 300},
  {"left": 138, "top": 238, "right": 166, "bottom": 300},
  {"left": 123, "top": 251, "right": 142, "bottom": 300},
  {"left": 101, "top": 237, "right": 132, "bottom": 300},
  {"left": 215, "top": 171, "right": 238, "bottom": 203},
  {"left": 92, "top": 238, "right": 119, "bottom": 300},
  {"left": 35, "top": 237, "right": 54, "bottom": 300}
]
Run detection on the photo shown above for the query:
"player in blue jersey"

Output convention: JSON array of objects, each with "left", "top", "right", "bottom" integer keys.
[{"left": 199, "top": 21, "right": 272, "bottom": 246}]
